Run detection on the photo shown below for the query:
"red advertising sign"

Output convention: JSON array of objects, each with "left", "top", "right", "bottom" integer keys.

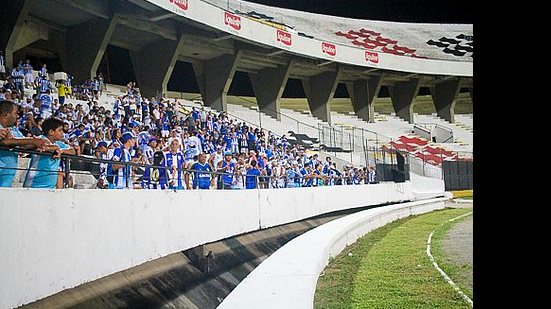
[
  {"left": 322, "top": 42, "right": 336, "bottom": 56},
  {"left": 224, "top": 12, "right": 241, "bottom": 31},
  {"left": 169, "top": 0, "right": 188, "bottom": 11},
  {"left": 277, "top": 30, "right": 292, "bottom": 46},
  {"left": 365, "top": 51, "right": 380, "bottom": 64}
]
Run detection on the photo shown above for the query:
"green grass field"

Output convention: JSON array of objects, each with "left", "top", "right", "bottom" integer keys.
[{"left": 314, "top": 208, "right": 473, "bottom": 309}]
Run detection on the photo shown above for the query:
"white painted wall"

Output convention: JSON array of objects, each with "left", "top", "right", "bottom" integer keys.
[
  {"left": 258, "top": 183, "right": 411, "bottom": 229},
  {"left": 410, "top": 172, "right": 446, "bottom": 200},
  {"left": 143, "top": 0, "right": 472, "bottom": 76},
  {"left": 218, "top": 198, "right": 448, "bottom": 309},
  {"left": 0, "top": 182, "right": 415, "bottom": 309}
]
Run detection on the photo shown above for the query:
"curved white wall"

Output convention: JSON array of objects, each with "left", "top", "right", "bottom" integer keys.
[
  {"left": 144, "top": 0, "right": 472, "bottom": 76},
  {"left": 218, "top": 198, "right": 448, "bottom": 309},
  {"left": 0, "top": 182, "right": 417, "bottom": 308}
]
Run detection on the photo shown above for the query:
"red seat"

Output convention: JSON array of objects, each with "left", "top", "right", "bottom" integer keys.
[
  {"left": 363, "top": 37, "right": 386, "bottom": 46},
  {"left": 394, "top": 45, "right": 416, "bottom": 54},
  {"left": 362, "top": 42, "right": 378, "bottom": 49},
  {"left": 360, "top": 28, "right": 381, "bottom": 36},
  {"left": 382, "top": 46, "right": 404, "bottom": 55},
  {"left": 377, "top": 37, "right": 398, "bottom": 45}
]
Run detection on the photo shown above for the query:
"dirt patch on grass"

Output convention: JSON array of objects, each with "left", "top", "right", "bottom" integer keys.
[{"left": 442, "top": 215, "right": 473, "bottom": 293}]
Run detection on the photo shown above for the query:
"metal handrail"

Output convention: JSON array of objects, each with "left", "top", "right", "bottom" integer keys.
[{"left": 0, "top": 145, "right": 379, "bottom": 189}]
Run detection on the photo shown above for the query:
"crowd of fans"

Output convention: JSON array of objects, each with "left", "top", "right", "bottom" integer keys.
[{"left": 0, "top": 57, "right": 377, "bottom": 190}]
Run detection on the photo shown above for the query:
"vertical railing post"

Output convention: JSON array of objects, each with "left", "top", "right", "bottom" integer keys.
[
  {"left": 126, "top": 162, "right": 131, "bottom": 189},
  {"left": 64, "top": 157, "right": 71, "bottom": 188},
  {"left": 258, "top": 109, "right": 262, "bottom": 130},
  {"left": 352, "top": 127, "right": 355, "bottom": 151}
]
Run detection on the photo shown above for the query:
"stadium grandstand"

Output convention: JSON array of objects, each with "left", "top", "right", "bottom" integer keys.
[{"left": 0, "top": 0, "right": 473, "bottom": 308}]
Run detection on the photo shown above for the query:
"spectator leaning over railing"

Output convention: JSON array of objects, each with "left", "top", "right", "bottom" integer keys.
[
  {"left": 94, "top": 140, "right": 109, "bottom": 189},
  {"left": 0, "top": 100, "right": 49, "bottom": 187},
  {"left": 165, "top": 137, "right": 185, "bottom": 190},
  {"left": 23, "top": 117, "right": 76, "bottom": 188},
  {"left": 107, "top": 132, "right": 135, "bottom": 189},
  {"left": 218, "top": 150, "right": 235, "bottom": 190},
  {"left": 245, "top": 160, "right": 261, "bottom": 189},
  {"left": 187, "top": 152, "right": 214, "bottom": 190},
  {"left": 142, "top": 150, "right": 168, "bottom": 190}
]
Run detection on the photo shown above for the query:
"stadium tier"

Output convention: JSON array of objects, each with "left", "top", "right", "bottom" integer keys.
[{"left": 0, "top": 1, "right": 472, "bottom": 307}]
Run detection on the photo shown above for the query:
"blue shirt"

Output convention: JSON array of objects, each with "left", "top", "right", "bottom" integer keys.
[
  {"left": 265, "top": 149, "right": 273, "bottom": 159},
  {"left": 142, "top": 167, "right": 168, "bottom": 189},
  {"left": 190, "top": 162, "right": 212, "bottom": 189},
  {"left": 161, "top": 116, "right": 170, "bottom": 131},
  {"left": 184, "top": 147, "right": 195, "bottom": 161},
  {"left": 0, "top": 126, "right": 24, "bottom": 187},
  {"left": 39, "top": 79, "right": 50, "bottom": 93},
  {"left": 246, "top": 168, "right": 261, "bottom": 189},
  {"left": 191, "top": 110, "right": 199, "bottom": 120},
  {"left": 39, "top": 94, "right": 52, "bottom": 111},
  {"left": 23, "top": 138, "right": 70, "bottom": 188},
  {"left": 221, "top": 160, "right": 235, "bottom": 186},
  {"left": 286, "top": 169, "right": 300, "bottom": 188},
  {"left": 247, "top": 131, "right": 256, "bottom": 142}
]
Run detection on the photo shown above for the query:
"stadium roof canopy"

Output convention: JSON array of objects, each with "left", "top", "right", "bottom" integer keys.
[{"left": 1, "top": 0, "right": 472, "bottom": 123}]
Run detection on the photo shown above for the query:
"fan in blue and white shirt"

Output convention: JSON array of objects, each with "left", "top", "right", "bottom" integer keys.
[
  {"left": 143, "top": 137, "right": 157, "bottom": 165},
  {"left": 164, "top": 138, "right": 185, "bottom": 190},
  {"left": 107, "top": 132, "right": 134, "bottom": 189}
]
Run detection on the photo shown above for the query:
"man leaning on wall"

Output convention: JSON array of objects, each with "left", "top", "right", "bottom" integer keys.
[{"left": 0, "top": 100, "right": 48, "bottom": 187}]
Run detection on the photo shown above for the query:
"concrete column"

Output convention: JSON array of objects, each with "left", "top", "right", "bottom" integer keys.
[
  {"left": 346, "top": 75, "right": 382, "bottom": 123},
  {"left": 302, "top": 69, "right": 341, "bottom": 124},
  {"left": 388, "top": 79, "right": 421, "bottom": 124},
  {"left": 193, "top": 52, "right": 241, "bottom": 112},
  {"left": 64, "top": 17, "right": 118, "bottom": 83},
  {"left": 431, "top": 79, "right": 461, "bottom": 123},
  {"left": 0, "top": 0, "right": 35, "bottom": 68},
  {"left": 131, "top": 35, "right": 185, "bottom": 98},
  {"left": 249, "top": 61, "right": 292, "bottom": 120},
  {"left": 50, "top": 31, "right": 67, "bottom": 67}
]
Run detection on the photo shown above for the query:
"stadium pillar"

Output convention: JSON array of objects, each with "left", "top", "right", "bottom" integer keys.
[
  {"left": 431, "top": 79, "right": 461, "bottom": 123},
  {"left": 469, "top": 87, "right": 473, "bottom": 102},
  {"left": 249, "top": 61, "right": 292, "bottom": 120},
  {"left": 346, "top": 75, "right": 382, "bottom": 123},
  {"left": 388, "top": 79, "right": 421, "bottom": 124},
  {"left": 64, "top": 17, "right": 118, "bottom": 83},
  {"left": 131, "top": 35, "right": 185, "bottom": 98},
  {"left": 0, "top": 0, "right": 35, "bottom": 68},
  {"left": 193, "top": 51, "right": 242, "bottom": 112},
  {"left": 302, "top": 69, "right": 341, "bottom": 124}
]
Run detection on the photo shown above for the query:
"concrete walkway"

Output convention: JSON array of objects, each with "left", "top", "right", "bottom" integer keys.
[{"left": 442, "top": 204, "right": 473, "bottom": 293}]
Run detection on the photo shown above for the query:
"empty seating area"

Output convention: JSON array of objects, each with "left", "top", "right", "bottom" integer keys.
[
  {"left": 335, "top": 28, "right": 426, "bottom": 59},
  {"left": 383, "top": 135, "right": 472, "bottom": 166},
  {"left": 172, "top": 94, "right": 472, "bottom": 168},
  {"left": 413, "top": 113, "right": 473, "bottom": 152}
]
